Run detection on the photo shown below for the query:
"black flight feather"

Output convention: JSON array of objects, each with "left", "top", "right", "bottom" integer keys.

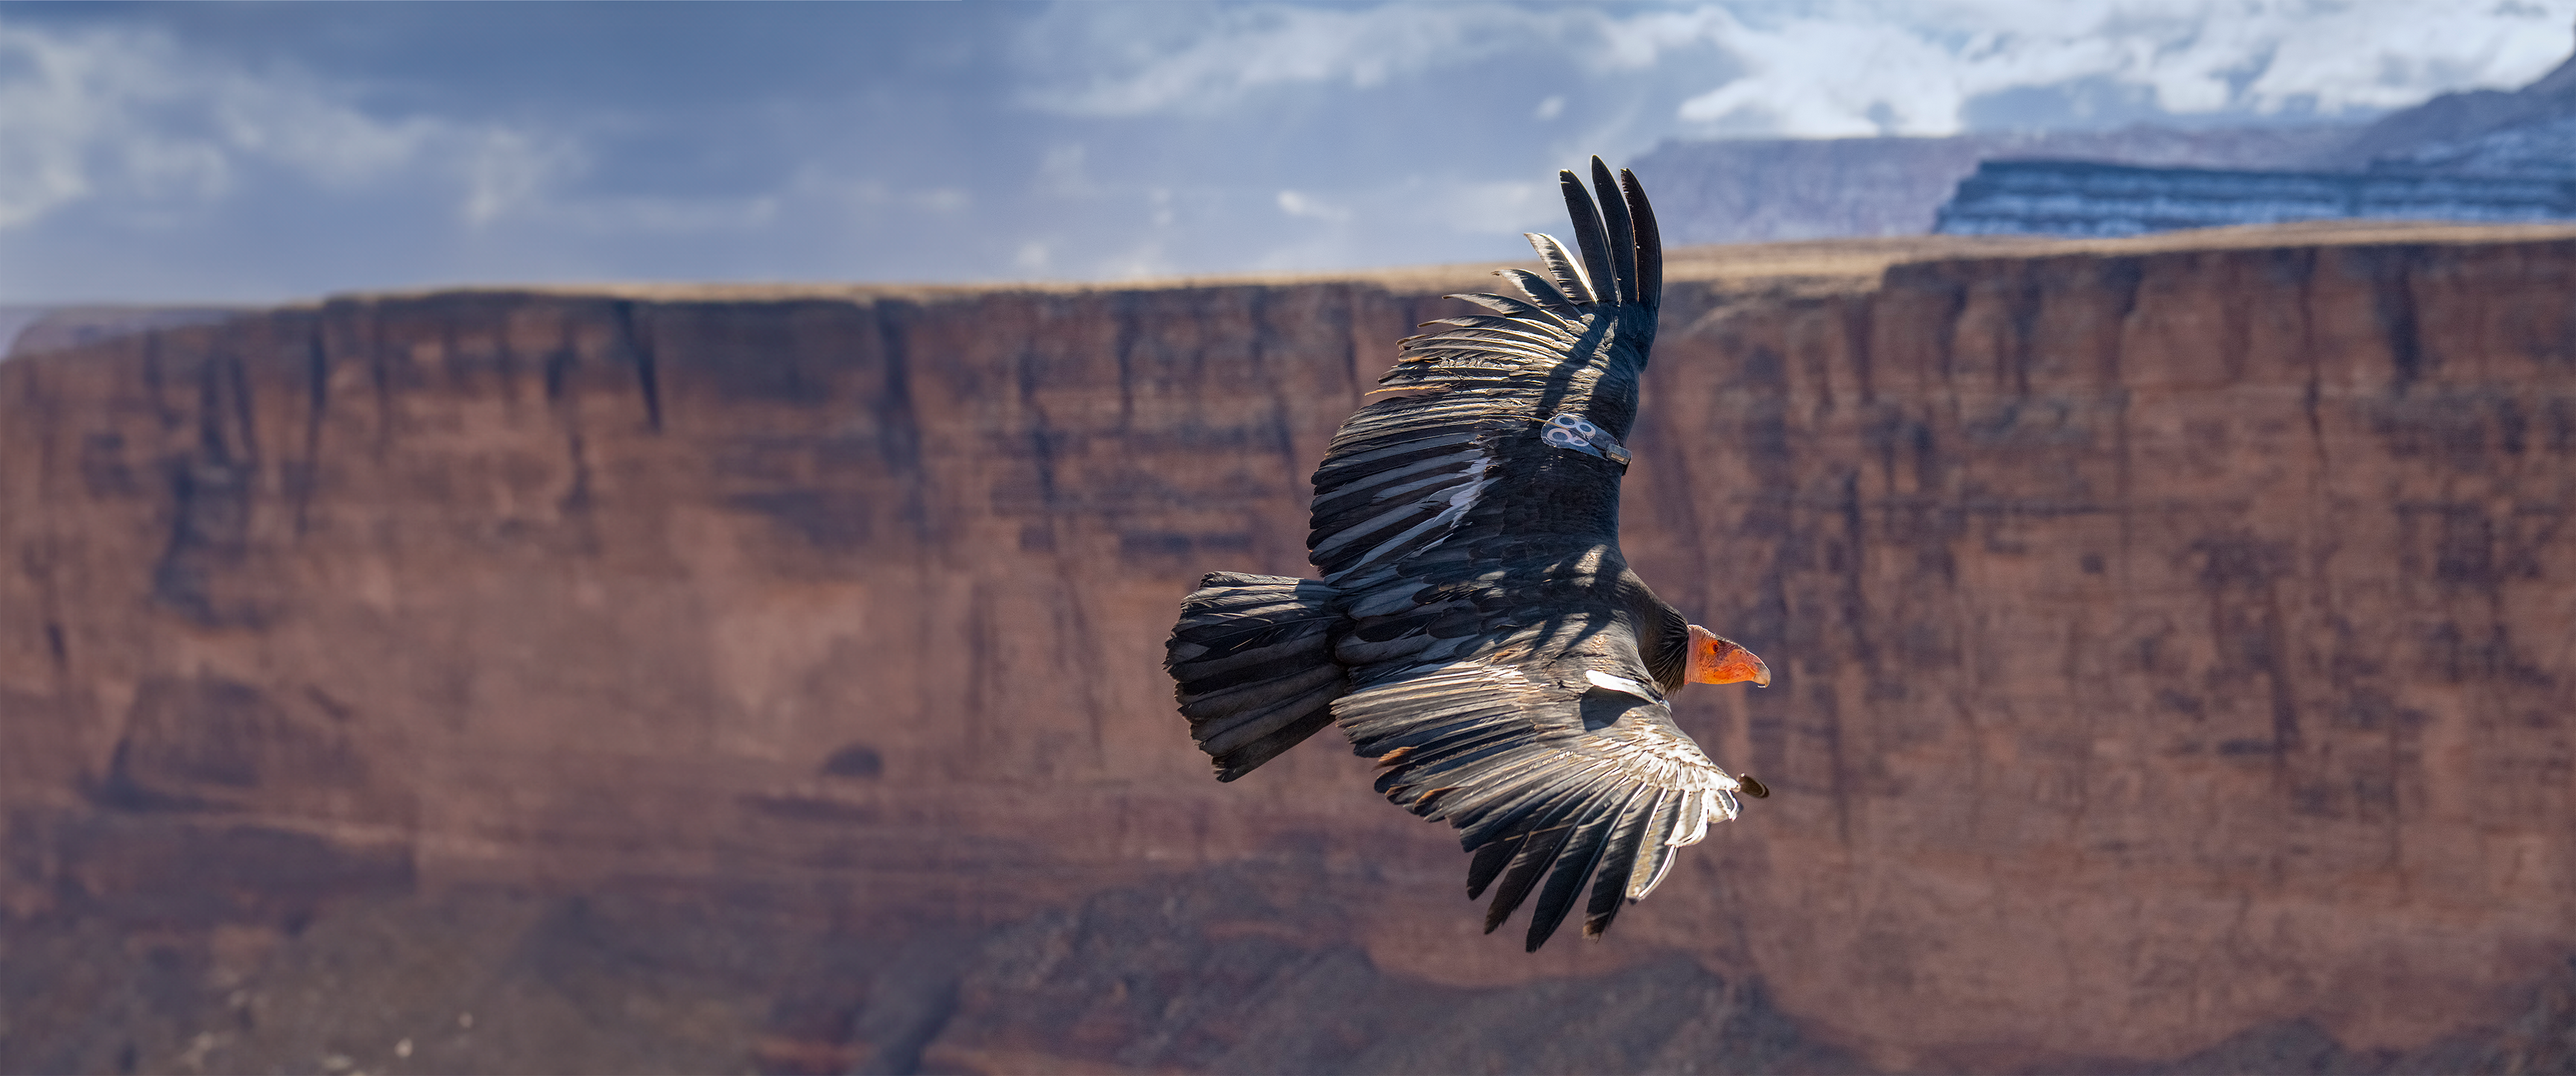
[
  {"left": 1466, "top": 833, "right": 1520, "bottom": 899},
  {"left": 1484, "top": 821, "right": 1574, "bottom": 933},
  {"left": 1589, "top": 156, "right": 1637, "bottom": 310},
  {"left": 1524, "top": 234, "right": 1593, "bottom": 305},
  {"left": 1556, "top": 169, "right": 1617, "bottom": 308},
  {"left": 1619, "top": 168, "right": 1662, "bottom": 313},
  {"left": 1584, "top": 788, "right": 1662, "bottom": 938},
  {"left": 1524, "top": 784, "right": 1638, "bottom": 951}
]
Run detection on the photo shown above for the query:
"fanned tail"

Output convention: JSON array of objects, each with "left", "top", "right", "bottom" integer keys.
[{"left": 1165, "top": 572, "right": 1350, "bottom": 781}]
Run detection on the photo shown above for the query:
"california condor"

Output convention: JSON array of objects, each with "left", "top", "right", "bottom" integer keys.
[{"left": 1165, "top": 158, "right": 1770, "bottom": 952}]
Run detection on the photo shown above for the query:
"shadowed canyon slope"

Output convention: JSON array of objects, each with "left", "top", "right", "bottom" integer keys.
[{"left": 8, "top": 222, "right": 2576, "bottom": 1073}]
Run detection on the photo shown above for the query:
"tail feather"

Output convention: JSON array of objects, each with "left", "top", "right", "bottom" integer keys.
[{"left": 1166, "top": 572, "right": 1349, "bottom": 781}]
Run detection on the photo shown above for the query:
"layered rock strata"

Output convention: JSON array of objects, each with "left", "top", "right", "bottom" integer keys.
[{"left": 1935, "top": 160, "right": 2576, "bottom": 236}]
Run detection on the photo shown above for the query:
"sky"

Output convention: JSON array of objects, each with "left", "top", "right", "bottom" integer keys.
[{"left": 2, "top": 0, "right": 2571, "bottom": 304}]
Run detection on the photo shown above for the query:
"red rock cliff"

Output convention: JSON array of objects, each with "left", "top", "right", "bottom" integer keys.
[{"left": 7, "top": 224, "right": 2576, "bottom": 1073}]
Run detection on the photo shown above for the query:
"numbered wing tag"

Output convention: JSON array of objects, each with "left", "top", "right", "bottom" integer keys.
[{"left": 1541, "top": 412, "right": 1632, "bottom": 466}]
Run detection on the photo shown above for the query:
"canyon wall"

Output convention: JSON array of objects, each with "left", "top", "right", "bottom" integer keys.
[{"left": 8, "top": 225, "right": 2576, "bottom": 1073}]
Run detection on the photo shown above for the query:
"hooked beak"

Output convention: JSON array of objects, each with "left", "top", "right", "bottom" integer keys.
[
  {"left": 1686, "top": 626, "right": 1771, "bottom": 687},
  {"left": 1718, "top": 648, "right": 1773, "bottom": 688}
]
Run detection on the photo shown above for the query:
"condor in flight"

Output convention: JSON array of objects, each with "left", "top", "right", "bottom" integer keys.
[{"left": 1164, "top": 158, "right": 1771, "bottom": 952}]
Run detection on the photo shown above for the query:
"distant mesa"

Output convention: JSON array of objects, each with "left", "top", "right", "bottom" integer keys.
[
  {"left": 1933, "top": 33, "right": 2576, "bottom": 237},
  {"left": 1932, "top": 160, "right": 2576, "bottom": 238},
  {"left": 1631, "top": 124, "right": 2355, "bottom": 244},
  {"left": 1643, "top": 31, "right": 2576, "bottom": 242},
  {"left": 2319, "top": 34, "right": 2576, "bottom": 180}
]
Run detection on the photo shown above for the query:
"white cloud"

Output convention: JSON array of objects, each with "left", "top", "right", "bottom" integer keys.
[
  {"left": 1673, "top": 0, "right": 2576, "bottom": 136},
  {"left": 1015, "top": 1, "right": 2576, "bottom": 137},
  {"left": 537, "top": 194, "right": 785, "bottom": 236},
  {"left": 0, "top": 17, "right": 587, "bottom": 231},
  {"left": 1093, "top": 239, "right": 1177, "bottom": 280},
  {"left": 1430, "top": 179, "right": 1554, "bottom": 235},
  {"left": 461, "top": 129, "right": 585, "bottom": 227},
  {"left": 1019, "top": 3, "right": 1586, "bottom": 116},
  {"left": 1276, "top": 189, "right": 1350, "bottom": 223},
  {"left": 209, "top": 70, "right": 439, "bottom": 188},
  {"left": 1035, "top": 143, "right": 1096, "bottom": 197},
  {"left": 797, "top": 170, "right": 976, "bottom": 217}
]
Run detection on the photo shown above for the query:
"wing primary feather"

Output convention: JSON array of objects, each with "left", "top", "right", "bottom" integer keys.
[
  {"left": 1495, "top": 267, "right": 1574, "bottom": 310},
  {"left": 1447, "top": 291, "right": 1541, "bottom": 317},
  {"left": 1523, "top": 234, "right": 1594, "bottom": 305},
  {"left": 1557, "top": 169, "right": 1617, "bottom": 308},
  {"left": 1483, "top": 822, "right": 1573, "bottom": 933},
  {"left": 1632, "top": 809, "right": 1686, "bottom": 900},
  {"left": 1589, "top": 157, "right": 1636, "bottom": 310},
  {"left": 1471, "top": 766, "right": 1624, "bottom": 929},
  {"left": 1675, "top": 785, "right": 1712, "bottom": 845},
  {"left": 1619, "top": 167, "right": 1662, "bottom": 312},
  {"left": 1415, "top": 321, "right": 1573, "bottom": 347},
  {"left": 1524, "top": 782, "right": 1642, "bottom": 952},
  {"left": 1627, "top": 792, "right": 1684, "bottom": 898},
  {"left": 1466, "top": 834, "right": 1520, "bottom": 900},
  {"left": 1445, "top": 291, "right": 1574, "bottom": 330},
  {"left": 1584, "top": 788, "right": 1664, "bottom": 938}
]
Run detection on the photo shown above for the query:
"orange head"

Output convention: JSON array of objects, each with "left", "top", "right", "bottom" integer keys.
[{"left": 1686, "top": 625, "right": 1771, "bottom": 687}]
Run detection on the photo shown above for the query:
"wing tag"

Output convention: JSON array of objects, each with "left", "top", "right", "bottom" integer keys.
[{"left": 1541, "top": 413, "right": 1632, "bottom": 466}]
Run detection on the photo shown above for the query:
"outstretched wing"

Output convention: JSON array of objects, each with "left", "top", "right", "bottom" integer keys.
[
  {"left": 1342, "top": 630, "right": 1744, "bottom": 952},
  {"left": 1307, "top": 158, "right": 1658, "bottom": 603},
  {"left": 1303, "top": 159, "right": 1744, "bottom": 951}
]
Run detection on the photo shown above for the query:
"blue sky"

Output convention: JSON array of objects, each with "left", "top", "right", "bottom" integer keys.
[{"left": 2, "top": 1, "right": 2569, "bottom": 304}]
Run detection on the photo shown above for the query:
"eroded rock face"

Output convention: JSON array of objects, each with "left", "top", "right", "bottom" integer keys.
[
  {"left": 7, "top": 228, "right": 2576, "bottom": 1071},
  {"left": 1625, "top": 233, "right": 2576, "bottom": 1069}
]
